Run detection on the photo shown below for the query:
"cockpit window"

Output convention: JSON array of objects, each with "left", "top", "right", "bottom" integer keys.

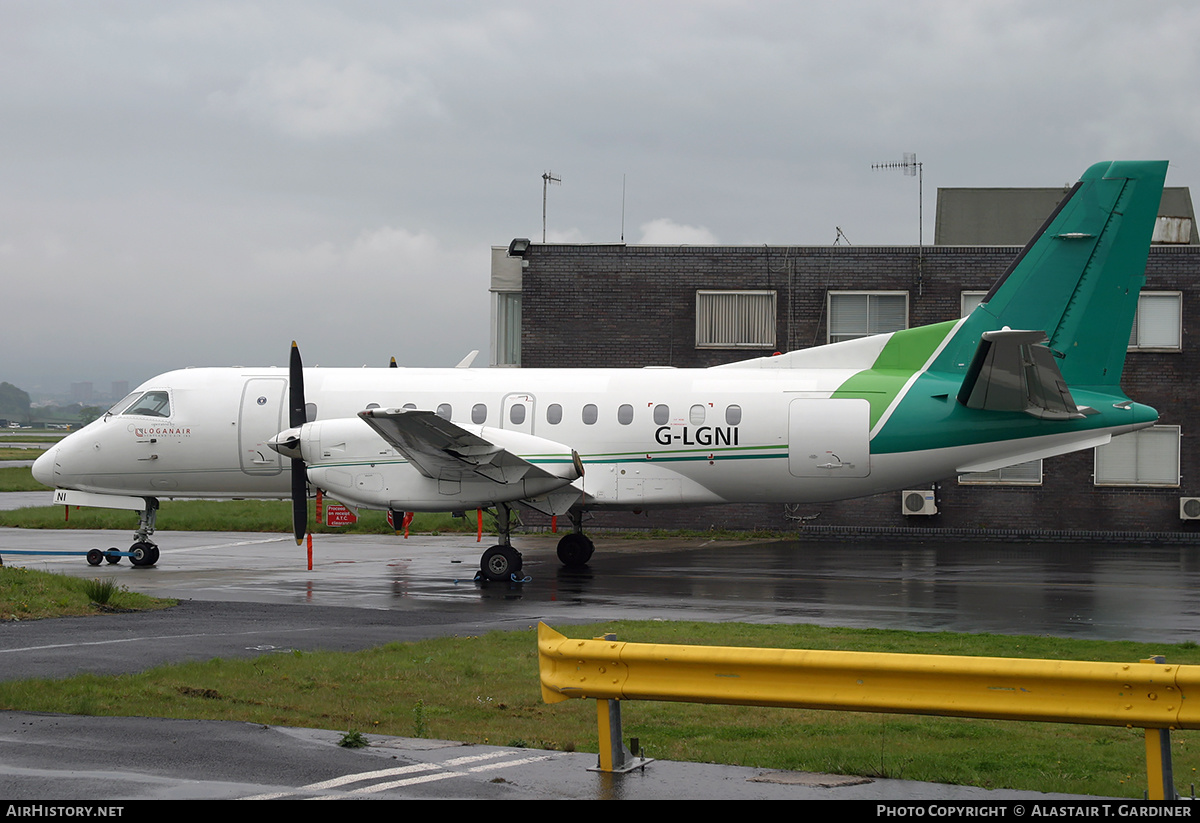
[
  {"left": 106, "top": 392, "right": 142, "bottom": 416},
  {"left": 122, "top": 391, "right": 171, "bottom": 418}
]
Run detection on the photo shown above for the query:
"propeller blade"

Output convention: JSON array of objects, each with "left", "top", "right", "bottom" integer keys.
[
  {"left": 288, "top": 341, "right": 308, "bottom": 544},
  {"left": 289, "top": 341, "right": 306, "bottom": 428},
  {"left": 291, "top": 459, "right": 308, "bottom": 545}
]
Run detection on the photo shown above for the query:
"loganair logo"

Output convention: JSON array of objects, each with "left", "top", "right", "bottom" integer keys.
[
  {"left": 654, "top": 425, "right": 739, "bottom": 447},
  {"left": 134, "top": 426, "right": 192, "bottom": 437}
]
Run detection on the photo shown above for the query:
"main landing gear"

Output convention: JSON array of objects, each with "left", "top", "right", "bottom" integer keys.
[
  {"left": 555, "top": 508, "right": 594, "bottom": 568},
  {"left": 477, "top": 504, "right": 595, "bottom": 582},
  {"left": 479, "top": 502, "right": 523, "bottom": 582}
]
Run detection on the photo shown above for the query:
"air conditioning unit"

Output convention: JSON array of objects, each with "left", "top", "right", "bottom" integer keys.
[
  {"left": 1180, "top": 498, "right": 1200, "bottom": 521},
  {"left": 902, "top": 490, "right": 937, "bottom": 516}
]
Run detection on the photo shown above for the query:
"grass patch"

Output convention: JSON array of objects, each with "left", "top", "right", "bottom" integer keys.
[
  {"left": 0, "top": 467, "right": 47, "bottom": 492},
  {"left": 0, "top": 499, "right": 485, "bottom": 535},
  {"left": 0, "top": 619, "right": 1193, "bottom": 797},
  {"left": 0, "top": 447, "right": 46, "bottom": 460},
  {"left": 0, "top": 565, "right": 174, "bottom": 620}
]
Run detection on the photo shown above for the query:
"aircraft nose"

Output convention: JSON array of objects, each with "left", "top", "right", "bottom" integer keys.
[{"left": 32, "top": 447, "right": 57, "bottom": 488}]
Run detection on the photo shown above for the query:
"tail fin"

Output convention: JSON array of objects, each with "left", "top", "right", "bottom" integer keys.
[{"left": 937, "top": 160, "right": 1167, "bottom": 389}]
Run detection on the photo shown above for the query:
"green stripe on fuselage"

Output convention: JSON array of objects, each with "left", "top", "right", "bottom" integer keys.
[{"left": 830, "top": 320, "right": 957, "bottom": 429}]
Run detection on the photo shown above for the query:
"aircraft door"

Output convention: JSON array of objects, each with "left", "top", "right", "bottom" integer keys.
[
  {"left": 239, "top": 378, "right": 288, "bottom": 475},
  {"left": 788, "top": 398, "right": 871, "bottom": 478},
  {"left": 501, "top": 393, "right": 535, "bottom": 435}
]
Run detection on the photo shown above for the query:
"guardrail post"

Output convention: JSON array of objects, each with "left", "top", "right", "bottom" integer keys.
[
  {"left": 1143, "top": 656, "right": 1176, "bottom": 800},
  {"left": 590, "top": 634, "right": 651, "bottom": 774}
]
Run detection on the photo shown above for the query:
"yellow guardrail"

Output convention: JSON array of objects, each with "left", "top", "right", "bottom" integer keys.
[{"left": 537, "top": 623, "right": 1197, "bottom": 797}]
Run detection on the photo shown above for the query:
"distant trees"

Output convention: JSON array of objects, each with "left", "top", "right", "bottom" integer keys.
[{"left": 0, "top": 382, "right": 30, "bottom": 424}]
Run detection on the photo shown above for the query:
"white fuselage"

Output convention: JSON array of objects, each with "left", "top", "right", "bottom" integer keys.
[{"left": 34, "top": 362, "right": 1143, "bottom": 513}]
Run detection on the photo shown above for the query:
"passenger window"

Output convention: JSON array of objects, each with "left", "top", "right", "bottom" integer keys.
[
  {"left": 690, "top": 404, "right": 706, "bottom": 425},
  {"left": 653, "top": 404, "right": 669, "bottom": 425},
  {"left": 726, "top": 405, "right": 742, "bottom": 425},
  {"left": 617, "top": 404, "right": 634, "bottom": 425},
  {"left": 509, "top": 403, "right": 526, "bottom": 425},
  {"left": 124, "top": 391, "right": 171, "bottom": 418},
  {"left": 582, "top": 404, "right": 598, "bottom": 425},
  {"left": 436, "top": 403, "right": 452, "bottom": 420},
  {"left": 472, "top": 404, "right": 487, "bottom": 424},
  {"left": 403, "top": 403, "right": 416, "bottom": 410},
  {"left": 547, "top": 404, "right": 563, "bottom": 425}
]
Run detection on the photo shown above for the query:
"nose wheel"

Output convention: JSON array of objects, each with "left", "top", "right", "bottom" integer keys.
[{"left": 129, "top": 541, "right": 160, "bottom": 567}]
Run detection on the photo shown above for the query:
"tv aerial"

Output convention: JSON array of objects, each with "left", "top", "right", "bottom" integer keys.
[
  {"left": 872, "top": 152, "right": 925, "bottom": 294},
  {"left": 542, "top": 171, "right": 561, "bottom": 242}
]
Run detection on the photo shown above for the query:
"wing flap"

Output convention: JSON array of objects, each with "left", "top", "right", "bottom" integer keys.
[{"left": 358, "top": 408, "right": 579, "bottom": 486}]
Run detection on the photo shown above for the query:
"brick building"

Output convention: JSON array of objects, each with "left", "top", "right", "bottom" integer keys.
[{"left": 489, "top": 186, "right": 1199, "bottom": 540}]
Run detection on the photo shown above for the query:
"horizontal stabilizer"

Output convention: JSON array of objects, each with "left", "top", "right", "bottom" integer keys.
[{"left": 957, "top": 329, "right": 1086, "bottom": 420}]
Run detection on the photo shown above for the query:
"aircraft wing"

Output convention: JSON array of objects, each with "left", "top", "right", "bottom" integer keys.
[{"left": 357, "top": 408, "right": 573, "bottom": 484}]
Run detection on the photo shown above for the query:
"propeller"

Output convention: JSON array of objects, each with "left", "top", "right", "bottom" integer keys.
[{"left": 288, "top": 341, "right": 308, "bottom": 545}]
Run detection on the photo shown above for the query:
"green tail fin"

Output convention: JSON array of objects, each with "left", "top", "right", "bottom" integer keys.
[{"left": 937, "top": 160, "right": 1167, "bottom": 389}]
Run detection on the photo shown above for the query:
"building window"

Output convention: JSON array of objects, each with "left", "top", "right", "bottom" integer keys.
[
  {"left": 1094, "top": 425, "right": 1181, "bottom": 487},
  {"left": 1128, "top": 292, "right": 1182, "bottom": 351},
  {"left": 958, "top": 460, "right": 1043, "bottom": 485},
  {"left": 961, "top": 291, "right": 988, "bottom": 318},
  {"left": 493, "top": 292, "right": 521, "bottom": 366},
  {"left": 828, "top": 292, "right": 908, "bottom": 343},
  {"left": 695, "top": 290, "right": 776, "bottom": 348}
]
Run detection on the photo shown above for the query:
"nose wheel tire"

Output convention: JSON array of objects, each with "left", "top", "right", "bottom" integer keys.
[
  {"left": 129, "top": 542, "right": 160, "bottom": 567},
  {"left": 480, "top": 545, "right": 522, "bottom": 582}
]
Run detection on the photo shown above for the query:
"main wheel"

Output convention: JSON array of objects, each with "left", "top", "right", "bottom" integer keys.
[
  {"left": 480, "top": 545, "right": 522, "bottom": 582},
  {"left": 556, "top": 532, "right": 594, "bottom": 568}
]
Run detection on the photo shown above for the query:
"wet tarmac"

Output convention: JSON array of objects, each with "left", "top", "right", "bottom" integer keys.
[
  {"left": 2, "top": 526, "right": 1198, "bottom": 801},
  {"left": 4, "top": 527, "right": 1198, "bottom": 642}
]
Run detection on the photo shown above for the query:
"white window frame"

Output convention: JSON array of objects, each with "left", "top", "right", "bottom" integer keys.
[
  {"left": 1094, "top": 425, "right": 1181, "bottom": 488},
  {"left": 958, "top": 459, "right": 1043, "bottom": 486},
  {"left": 827, "top": 291, "right": 908, "bottom": 344},
  {"left": 491, "top": 291, "right": 522, "bottom": 367},
  {"left": 695, "top": 290, "right": 777, "bottom": 349},
  {"left": 961, "top": 291, "right": 989, "bottom": 318},
  {"left": 1128, "top": 291, "right": 1182, "bottom": 352}
]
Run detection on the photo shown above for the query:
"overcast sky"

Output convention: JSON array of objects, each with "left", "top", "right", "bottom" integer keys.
[{"left": 3, "top": 0, "right": 1198, "bottom": 398}]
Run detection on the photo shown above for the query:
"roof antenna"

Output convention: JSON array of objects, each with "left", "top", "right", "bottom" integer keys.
[
  {"left": 542, "top": 171, "right": 561, "bottom": 242},
  {"left": 834, "top": 227, "right": 852, "bottom": 245},
  {"left": 872, "top": 153, "right": 924, "bottom": 295}
]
